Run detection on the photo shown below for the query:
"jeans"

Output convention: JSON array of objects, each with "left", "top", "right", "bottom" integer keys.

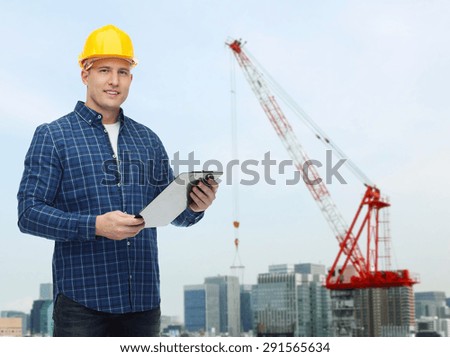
[{"left": 53, "top": 294, "right": 161, "bottom": 337}]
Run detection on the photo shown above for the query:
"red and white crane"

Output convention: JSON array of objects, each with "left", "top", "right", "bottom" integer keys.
[{"left": 227, "top": 39, "right": 418, "bottom": 290}]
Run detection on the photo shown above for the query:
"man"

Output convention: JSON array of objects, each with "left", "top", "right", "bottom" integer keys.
[{"left": 17, "top": 24, "right": 217, "bottom": 337}]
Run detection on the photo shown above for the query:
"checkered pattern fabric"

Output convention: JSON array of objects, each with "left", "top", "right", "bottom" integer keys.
[{"left": 18, "top": 101, "right": 203, "bottom": 313}]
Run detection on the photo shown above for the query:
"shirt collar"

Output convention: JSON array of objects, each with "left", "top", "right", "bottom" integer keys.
[{"left": 74, "top": 101, "right": 125, "bottom": 126}]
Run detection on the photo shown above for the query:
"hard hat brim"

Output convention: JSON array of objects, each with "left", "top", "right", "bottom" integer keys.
[{"left": 79, "top": 55, "right": 138, "bottom": 69}]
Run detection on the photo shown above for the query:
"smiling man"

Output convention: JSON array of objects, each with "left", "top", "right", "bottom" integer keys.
[
  {"left": 17, "top": 25, "right": 217, "bottom": 337},
  {"left": 82, "top": 58, "right": 133, "bottom": 123}
]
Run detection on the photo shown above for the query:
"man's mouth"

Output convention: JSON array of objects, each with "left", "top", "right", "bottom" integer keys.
[{"left": 105, "top": 90, "right": 119, "bottom": 95}]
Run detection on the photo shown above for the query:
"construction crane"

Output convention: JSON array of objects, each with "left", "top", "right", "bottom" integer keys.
[{"left": 227, "top": 39, "right": 418, "bottom": 291}]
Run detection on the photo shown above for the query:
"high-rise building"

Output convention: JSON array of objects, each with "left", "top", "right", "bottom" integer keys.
[
  {"left": 415, "top": 291, "right": 447, "bottom": 319},
  {"left": 46, "top": 302, "right": 53, "bottom": 336},
  {"left": 1, "top": 311, "right": 29, "bottom": 336},
  {"left": 329, "top": 289, "right": 355, "bottom": 336},
  {"left": 0, "top": 317, "right": 22, "bottom": 337},
  {"left": 253, "top": 270, "right": 300, "bottom": 336},
  {"left": 30, "top": 300, "right": 53, "bottom": 336},
  {"left": 253, "top": 263, "right": 332, "bottom": 337},
  {"left": 295, "top": 263, "right": 332, "bottom": 336},
  {"left": 438, "top": 318, "right": 450, "bottom": 337},
  {"left": 329, "top": 264, "right": 416, "bottom": 337},
  {"left": 184, "top": 284, "right": 219, "bottom": 336},
  {"left": 295, "top": 263, "right": 326, "bottom": 276},
  {"left": 414, "top": 291, "right": 449, "bottom": 337},
  {"left": 240, "top": 285, "right": 253, "bottom": 334},
  {"left": 204, "top": 276, "right": 240, "bottom": 336},
  {"left": 161, "top": 315, "right": 182, "bottom": 336},
  {"left": 352, "top": 286, "right": 415, "bottom": 337},
  {"left": 269, "top": 264, "right": 294, "bottom": 274},
  {"left": 39, "top": 283, "right": 53, "bottom": 300},
  {"left": 415, "top": 315, "right": 450, "bottom": 337}
]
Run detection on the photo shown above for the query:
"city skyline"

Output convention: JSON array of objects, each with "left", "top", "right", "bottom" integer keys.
[
  {"left": 3, "top": 266, "right": 449, "bottom": 337},
  {"left": 4, "top": 263, "right": 450, "bottom": 323},
  {"left": 1, "top": 1, "right": 450, "bottom": 319}
]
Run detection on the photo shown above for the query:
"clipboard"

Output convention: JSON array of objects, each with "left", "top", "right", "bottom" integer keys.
[{"left": 136, "top": 171, "right": 222, "bottom": 228}]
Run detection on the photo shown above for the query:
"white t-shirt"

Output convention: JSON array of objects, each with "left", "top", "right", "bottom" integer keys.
[{"left": 103, "top": 121, "right": 121, "bottom": 158}]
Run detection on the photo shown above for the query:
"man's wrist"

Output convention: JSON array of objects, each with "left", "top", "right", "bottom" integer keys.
[{"left": 95, "top": 214, "right": 104, "bottom": 237}]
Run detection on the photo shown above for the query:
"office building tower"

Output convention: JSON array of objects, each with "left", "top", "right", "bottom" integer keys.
[
  {"left": 438, "top": 318, "right": 450, "bottom": 336},
  {"left": 0, "top": 317, "right": 22, "bottom": 337},
  {"left": 184, "top": 284, "right": 219, "bottom": 336},
  {"left": 295, "top": 263, "right": 326, "bottom": 276},
  {"left": 240, "top": 285, "right": 253, "bottom": 334},
  {"left": 268, "top": 264, "right": 294, "bottom": 274},
  {"left": 46, "top": 303, "right": 53, "bottom": 336},
  {"left": 161, "top": 315, "right": 182, "bottom": 335},
  {"left": 30, "top": 300, "right": 53, "bottom": 336},
  {"left": 39, "top": 283, "right": 53, "bottom": 300},
  {"left": 415, "top": 291, "right": 447, "bottom": 319},
  {"left": 253, "top": 270, "right": 300, "bottom": 336},
  {"left": 415, "top": 315, "right": 450, "bottom": 337},
  {"left": 414, "top": 291, "right": 449, "bottom": 337},
  {"left": 253, "top": 263, "right": 332, "bottom": 337},
  {"left": 329, "top": 264, "right": 416, "bottom": 337},
  {"left": 204, "top": 276, "right": 241, "bottom": 336},
  {"left": 353, "top": 286, "right": 415, "bottom": 336},
  {"left": 1, "top": 311, "right": 29, "bottom": 336},
  {"left": 295, "top": 263, "right": 332, "bottom": 336}
]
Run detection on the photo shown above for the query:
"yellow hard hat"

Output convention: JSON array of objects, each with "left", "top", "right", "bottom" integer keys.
[{"left": 78, "top": 24, "right": 137, "bottom": 68}]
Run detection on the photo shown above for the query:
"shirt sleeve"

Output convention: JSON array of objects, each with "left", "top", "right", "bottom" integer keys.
[
  {"left": 17, "top": 124, "right": 97, "bottom": 242},
  {"left": 172, "top": 206, "right": 205, "bottom": 227}
]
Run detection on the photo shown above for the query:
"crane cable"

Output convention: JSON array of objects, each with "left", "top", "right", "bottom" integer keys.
[
  {"left": 245, "top": 48, "right": 373, "bottom": 187},
  {"left": 229, "top": 49, "right": 244, "bottom": 281}
]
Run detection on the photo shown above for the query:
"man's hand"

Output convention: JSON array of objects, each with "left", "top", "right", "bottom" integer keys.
[
  {"left": 95, "top": 211, "right": 145, "bottom": 240},
  {"left": 188, "top": 178, "right": 218, "bottom": 212}
]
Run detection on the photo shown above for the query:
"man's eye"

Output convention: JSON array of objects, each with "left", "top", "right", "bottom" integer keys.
[
  {"left": 99, "top": 69, "right": 109, "bottom": 73},
  {"left": 119, "top": 71, "right": 129, "bottom": 76}
]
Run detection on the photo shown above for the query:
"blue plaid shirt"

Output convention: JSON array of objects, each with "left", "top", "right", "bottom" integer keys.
[{"left": 18, "top": 101, "right": 203, "bottom": 314}]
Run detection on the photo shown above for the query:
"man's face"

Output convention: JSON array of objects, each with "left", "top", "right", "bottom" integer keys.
[{"left": 81, "top": 58, "right": 133, "bottom": 118}]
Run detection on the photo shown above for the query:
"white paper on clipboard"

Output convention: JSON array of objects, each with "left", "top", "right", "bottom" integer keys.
[{"left": 136, "top": 171, "right": 222, "bottom": 228}]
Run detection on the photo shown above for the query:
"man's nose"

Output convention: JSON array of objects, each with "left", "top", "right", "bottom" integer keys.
[{"left": 109, "top": 71, "right": 119, "bottom": 86}]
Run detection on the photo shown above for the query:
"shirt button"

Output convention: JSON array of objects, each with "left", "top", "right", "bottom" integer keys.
[
  {"left": 117, "top": 183, "right": 121, "bottom": 187},
  {"left": 104, "top": 129, "right": 107, "bottom": 133},
  {"left": 112, "top": 154, "right": 116, "bottom": 159},
  {"left": 127, "top": 241, "right": 131, "bottom": 246},
  {"left": 97, "top": 115, "right": 102, "bottom": 119},
  {"left": 129, "top": 275, "right": 132, "bottom": 280}
]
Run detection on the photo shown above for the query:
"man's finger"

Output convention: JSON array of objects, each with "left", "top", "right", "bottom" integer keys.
[
  {"left": 207, "top": 178, "right": 219, "bottom": 192},
  {"left": 198, "top": 182, "right": 217, "bottom": 199},
  {"left": 127, "top": 216, "right": 145, "bottom": 226}
]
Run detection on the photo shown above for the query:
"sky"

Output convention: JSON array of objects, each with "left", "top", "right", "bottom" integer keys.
[{"left": 1, "top": 0, "right": 449, "bottom": 320}]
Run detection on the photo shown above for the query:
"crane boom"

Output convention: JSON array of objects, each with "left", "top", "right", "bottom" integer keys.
[{"left": 228, "top": 39, "right": 417, "bottom": 289}]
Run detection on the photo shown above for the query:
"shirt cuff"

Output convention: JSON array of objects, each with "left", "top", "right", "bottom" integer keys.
[
  {"left": 172, "top": 207, "right": 204, "bottom": 227},
  {"left": 77, "top": 214, "right": 97, "bottom": 241},
  {"left": 185, "top": 207, "right": 204, "bottom": 221}
]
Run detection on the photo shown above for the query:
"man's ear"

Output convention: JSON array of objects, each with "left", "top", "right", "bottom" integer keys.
[{"left": 81, "top": 70, "right": 89, "bottom": 85}]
